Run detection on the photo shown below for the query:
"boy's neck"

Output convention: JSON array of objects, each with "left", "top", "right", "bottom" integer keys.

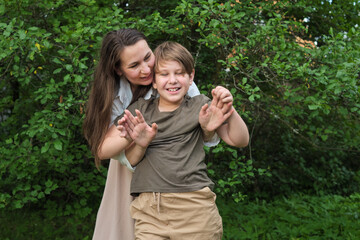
[{"left": 157, "top": 97, "right": 184, "bottom": 112}]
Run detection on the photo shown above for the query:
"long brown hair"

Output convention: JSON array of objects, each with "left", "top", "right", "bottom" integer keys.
[{"left": 83, "top": 29, "right": 151, "bottom": 168}]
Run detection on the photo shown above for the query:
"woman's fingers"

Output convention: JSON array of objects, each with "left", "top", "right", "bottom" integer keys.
[{"left": 222, "top": 102, "right": 233, "bottom": 115}]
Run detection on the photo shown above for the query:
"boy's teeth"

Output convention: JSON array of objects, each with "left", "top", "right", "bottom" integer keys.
[{"left": 168, "top": 88, "right": 179, "bottom": 92}]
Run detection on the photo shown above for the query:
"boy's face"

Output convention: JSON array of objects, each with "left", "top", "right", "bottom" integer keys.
[{"left": 153, "top": 60, "right": 194, "bottom": 111}]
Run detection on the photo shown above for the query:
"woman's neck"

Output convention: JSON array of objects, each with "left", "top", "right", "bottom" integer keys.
[{"left": 130, "top": 83, "right": 138, "bottom": 94}]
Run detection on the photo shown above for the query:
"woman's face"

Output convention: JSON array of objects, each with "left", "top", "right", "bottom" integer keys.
[{"left": 118, "top": 40, "right": 155, "bottom": 89}]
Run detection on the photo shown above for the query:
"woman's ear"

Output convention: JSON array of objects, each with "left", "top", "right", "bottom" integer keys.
[
  {"left": 115, "top": 68, "right": 122, "bottom": 76},
  {"left": 152, "top": 81, "right": 157, "bottom": 89}
]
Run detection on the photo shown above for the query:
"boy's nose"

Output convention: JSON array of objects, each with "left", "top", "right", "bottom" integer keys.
[{"left": 169, "top": 74, "right": 177, "bottom": 83}]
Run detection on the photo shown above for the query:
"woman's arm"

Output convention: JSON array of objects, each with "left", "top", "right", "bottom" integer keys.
[
  {"left": 97, "top": 124, "right": 132, "bottom": 160},
  {"left": 199, "top": 86, "right": 249, "bottom": 148},
  {"left": 216, "top": 109, "right": 249, "bottom": 148}
]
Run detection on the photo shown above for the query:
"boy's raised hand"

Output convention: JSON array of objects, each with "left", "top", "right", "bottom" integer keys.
[
  {"left": 119, "top": 109, "right": 158, "bottom": 148},
  {"left": 199, "top": 86, "right": 234, "bottom": 132},
  {"left": 116, "top": 116, "right": 132, "bottom": 142}
]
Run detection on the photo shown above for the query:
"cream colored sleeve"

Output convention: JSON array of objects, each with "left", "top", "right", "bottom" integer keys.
[{"left": 112, "top": 150, "right": 135, "bottom": 172}]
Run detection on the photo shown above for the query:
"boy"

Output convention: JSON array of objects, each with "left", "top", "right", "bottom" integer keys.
[{"left": 115, "top": 41, "right": 249, "bottom": 239}]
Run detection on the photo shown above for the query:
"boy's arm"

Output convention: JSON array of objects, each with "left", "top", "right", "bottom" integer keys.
[
  {"left": 124, "top": 142, "right": 148, "bottom": 167},
  {"left": 117, "top": 109, "right": 158, "bottom": 166}
]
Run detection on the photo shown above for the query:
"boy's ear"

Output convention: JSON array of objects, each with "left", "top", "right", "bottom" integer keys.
[{"left": 189, "top": 69, "right": 195, "bottom": 85}]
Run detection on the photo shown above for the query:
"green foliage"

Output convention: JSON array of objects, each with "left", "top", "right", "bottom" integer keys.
[
  {"left": 1, "top": 194, "right": 359, "bottom": 239},
  {"left": 219, "top": 193, "right": 360, "bottom": 239},
  {"left": 1, "top": 0, "right": 359, "bottom": 231},
  {"left": 0, "top": 0, "right": 124, "bottom": 218},
  {"left": 171, "top": 0, "right": 360, "bottom": 199},
  {"left": 0, "top": 207, "right": 94, "bottom": 239},
  {"left": 283, "top": 0, "right": 360, "bottom": 46}
]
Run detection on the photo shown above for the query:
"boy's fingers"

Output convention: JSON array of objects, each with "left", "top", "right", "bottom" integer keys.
[
  {"left": 125, "top": 109, "right": 137, "bottom": 123},
  {"left": 135, "top": 109, "right": 145, "bottom": 123},
  {"left": 201, "top": 103, "right": 209, "bottom": 113},
  {"left": 152, "top": 123, "right": 158, "bottom": 132},
  {"left": 124, "top": 110, "right": 136, "bottom": 130}
]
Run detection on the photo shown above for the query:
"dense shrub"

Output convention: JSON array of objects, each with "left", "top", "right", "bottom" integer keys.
[
  {"left": 219, "top": 193, "right": 360, "bottom": 239},
  {"left": 1, "top": 0, "right": 359, "bottom": 225}
]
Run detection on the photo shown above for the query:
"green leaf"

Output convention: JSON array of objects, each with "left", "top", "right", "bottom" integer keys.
[
  {"left": 53, "top": 140, "right": 63, "bottom": 151},
  {"left": 65, "top": 64, "right": 73, "bottom": 72},
  {"left": 41, "top": 142, "right": 50, "bottom": 153},
  {"left": 308, "top": 105, "right": 319, "bottom": 110},
  {"left": 18, "top": 30, "right": 26, "bottom": 40},
  {"left": 53, "top": 68, "right": 62, "bottom": 74}
]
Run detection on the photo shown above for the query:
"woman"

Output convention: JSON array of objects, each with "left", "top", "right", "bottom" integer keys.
[{"left": 83, "top": 29, "right": 219, "bottom": 240}]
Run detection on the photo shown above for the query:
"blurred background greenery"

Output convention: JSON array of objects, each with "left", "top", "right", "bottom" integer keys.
[{"left": 1, "top": 0, "right": 359, "bottom": 239}]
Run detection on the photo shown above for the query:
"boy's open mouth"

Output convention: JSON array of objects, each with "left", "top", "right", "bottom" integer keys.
[{"left": 167, "top": 87, "right": 180, "bottom": 92}]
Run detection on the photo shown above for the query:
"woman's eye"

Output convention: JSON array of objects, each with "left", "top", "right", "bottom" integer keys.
[{"left": 144, "top": 53, "right": 151, "bottom": 61}]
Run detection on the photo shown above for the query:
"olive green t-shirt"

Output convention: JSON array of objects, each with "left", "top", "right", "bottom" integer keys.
[{"left": 115, "top": 94, "right": 215, "bottom": 195}]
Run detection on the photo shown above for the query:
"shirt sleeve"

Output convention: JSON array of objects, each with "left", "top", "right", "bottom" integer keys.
[{"left": 112, "top": 151, "right": 135, "bottom": 172}]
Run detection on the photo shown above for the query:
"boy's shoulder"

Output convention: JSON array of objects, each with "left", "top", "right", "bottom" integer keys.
[
  {"left": 188, "top": 93, "right": 210, "bottom": 104},
  {"left": 128, "top": 97, "right": 155, "bottom": 111}
]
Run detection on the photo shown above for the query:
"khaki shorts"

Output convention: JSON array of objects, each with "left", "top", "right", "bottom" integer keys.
[{"left": 130, "top": 187, "right": 223, "bottom": 240}]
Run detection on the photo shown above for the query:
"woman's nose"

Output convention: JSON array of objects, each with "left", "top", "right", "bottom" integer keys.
[{"left": 140, "top": 63, "right": 151, "bottom": 74}]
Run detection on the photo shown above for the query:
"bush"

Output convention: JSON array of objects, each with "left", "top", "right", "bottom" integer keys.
[
  {"left": 219, "top": 193, "right": 360, "bottom": 239},
  {"left": 1, "top": 0, "right": 359, "bottom": 228}
]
